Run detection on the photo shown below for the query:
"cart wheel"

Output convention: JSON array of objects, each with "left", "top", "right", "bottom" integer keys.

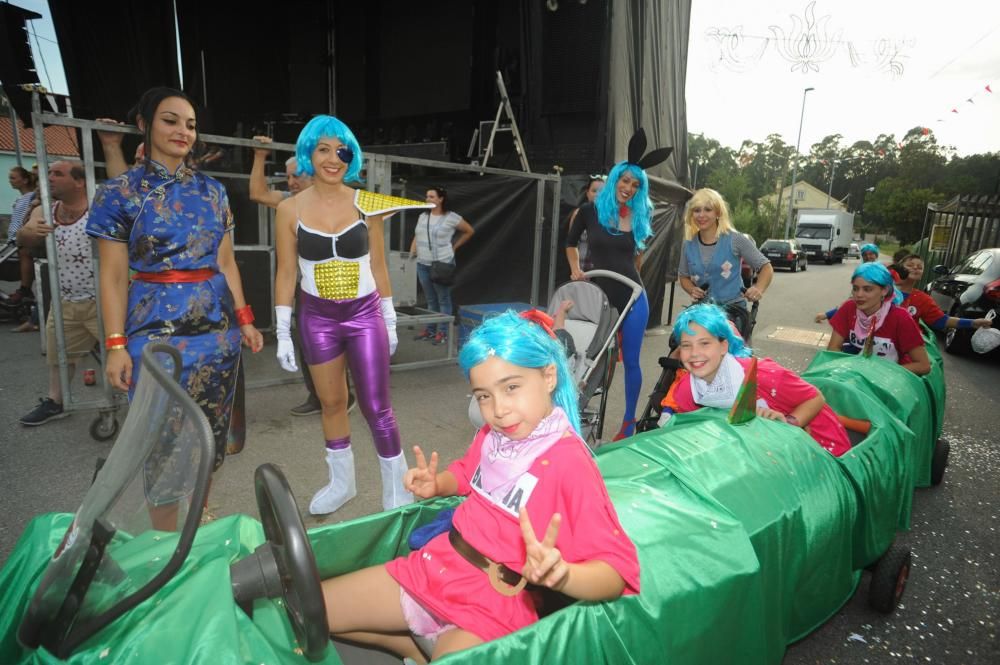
[
  {"left": 930, "top": 438, "right": 950, "bottom": 486},
  {"left": 869, "top": 543, "right": 911, "bottom": 614},
  {"left": 230, "top": 464, "right": 328, "bottom": 662},
  {"left": 89, "top": 414, "right": 119, "bottom": 442}
]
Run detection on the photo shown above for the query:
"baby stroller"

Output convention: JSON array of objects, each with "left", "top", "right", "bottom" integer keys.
[
  {"left": 467, "top": 270, "right": 643, "bottom": 448},
  {"left": 635, "top": 285, "right": 759, "bottom": 434},
  {"left": 547, "top": 270, "right": 644, "bottom": 446}
]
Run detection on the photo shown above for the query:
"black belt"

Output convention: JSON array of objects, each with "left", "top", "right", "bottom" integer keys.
[{"left": 448, "top": 528, "right": 529, "bottom": 596}]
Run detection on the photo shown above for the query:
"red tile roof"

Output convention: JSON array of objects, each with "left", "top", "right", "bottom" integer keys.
[{"left": 0, "top": 116, "right": 80, "bottom": 157}]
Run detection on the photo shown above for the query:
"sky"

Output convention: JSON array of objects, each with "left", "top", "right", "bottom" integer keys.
[
  {"left": 686, "top": 0, "right": 1000, "bottom": 157},
  {"left": 8, "top": 0, "right": 1000, "bottom": 158}
]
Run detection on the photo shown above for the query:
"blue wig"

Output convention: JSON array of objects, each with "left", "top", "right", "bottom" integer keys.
[
  {"left": 594, "top": 161, "right": 654, "bottom": 250},
  {"left": 672, "top": 303, "right": 752, "bottom": 358},
  {"left": 852, "top": 262, "right": 904, "bottom": 305},
  {"left": 294, "top": 115, "right": 364, "bottom": 184},
  {"left": 860, "top": 243, "right": 879, "bottom": 258},
  {"left": 459, "top": 311, "right": 581, "bottom": 435}
]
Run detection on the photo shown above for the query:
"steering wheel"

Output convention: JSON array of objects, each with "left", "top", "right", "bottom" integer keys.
[{"left": 230, "top": 464, "right": 329, "bottom": 662}]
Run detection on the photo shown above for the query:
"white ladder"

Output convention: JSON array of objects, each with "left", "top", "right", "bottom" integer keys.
[{"left": 481, "top": 70, "right": 531, "bottom": 172}]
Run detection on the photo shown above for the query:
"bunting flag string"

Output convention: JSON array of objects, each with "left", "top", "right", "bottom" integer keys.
[{"left": 935, "top": 82, "right": 993, "bottom": 123}]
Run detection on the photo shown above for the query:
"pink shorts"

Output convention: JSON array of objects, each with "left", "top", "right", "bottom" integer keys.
[{"left": 399, "top": 588, "right": 456, "bottom": 640}]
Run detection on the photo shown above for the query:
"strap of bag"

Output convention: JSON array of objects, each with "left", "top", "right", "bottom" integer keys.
[{"left": 425, "top": 212, "right": 437, "bottom": 262}]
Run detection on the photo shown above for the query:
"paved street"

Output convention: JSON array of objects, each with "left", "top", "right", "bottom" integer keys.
[{"left": 0, "top": 256, "right": 996, "bottom": 663}]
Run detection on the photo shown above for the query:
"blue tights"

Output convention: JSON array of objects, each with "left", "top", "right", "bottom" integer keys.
[{"left": 619, "top": 290, "right": 649, "bottom": 436}]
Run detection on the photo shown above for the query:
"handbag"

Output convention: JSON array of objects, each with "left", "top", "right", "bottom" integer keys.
[
  {"left": 430, "top": 261, "right": 456, "bottom": 286},
  {"left": 425, "top": 213, "right": 456, "bottom": 286}
]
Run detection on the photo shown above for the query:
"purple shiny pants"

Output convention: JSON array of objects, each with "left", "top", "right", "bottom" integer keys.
[{"left": 298, "top": 290, "right": 401, "bottom": 458}]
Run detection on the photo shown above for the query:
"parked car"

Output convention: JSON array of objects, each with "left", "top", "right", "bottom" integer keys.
[
  {"left": 847, "top": 242, "right": 861, "bottom": 259},
  {"left": 927, "top": 247, "right": 1000, "bottom": 354},
  {"left": 759, "top": 239, "right": 808, "bottom": 272}
]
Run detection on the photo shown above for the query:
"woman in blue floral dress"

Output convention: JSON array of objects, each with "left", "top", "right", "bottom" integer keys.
[{"left": 87, "top": 87, "right": 263, "bottom": 475}]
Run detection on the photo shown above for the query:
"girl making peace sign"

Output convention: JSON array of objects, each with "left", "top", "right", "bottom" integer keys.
[{"left": 319, "top": 311, "right": 639, "bottom": 662}]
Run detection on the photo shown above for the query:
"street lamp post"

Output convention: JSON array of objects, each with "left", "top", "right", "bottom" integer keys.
[
  {"left": 825, "top": 159, "right": 839, "bottom": 208},
  {"left": 784, "top": 86, "right": 814, "bottom": 239}
]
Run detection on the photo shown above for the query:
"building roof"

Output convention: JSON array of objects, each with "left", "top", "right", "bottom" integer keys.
[
  {"left": 761, "top": 180, "right": 847, "bottom": 212},
  {"left": 0, "top": 116, "right": 80, "bottom": 158}
]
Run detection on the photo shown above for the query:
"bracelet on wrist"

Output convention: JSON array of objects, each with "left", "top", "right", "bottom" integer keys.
[
  {"left": 958, "top": 318, "right": 973, "bottom": 329},
  {"left": 105, "top": 334, "right": 127, "bottom": 350},
  {"left": 235, "top": 305, "right": 255, "bottom": 326}
]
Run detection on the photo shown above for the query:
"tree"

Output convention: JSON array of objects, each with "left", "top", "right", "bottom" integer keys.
[
  {"left": 688, "top": 133, "right": 738, "bottom": 189},
  {"left": 863, "top": 177, "right": 937, "bottom": 244}
]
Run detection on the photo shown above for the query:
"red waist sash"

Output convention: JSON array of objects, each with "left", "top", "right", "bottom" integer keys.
[{"left": 132, "top": 268, "right": 217, "bottom": 283}]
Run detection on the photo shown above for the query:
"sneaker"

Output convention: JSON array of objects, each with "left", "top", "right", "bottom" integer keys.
[
  {"left": 11, "top": 319, "right": 39, "bottom": 333},
  {"left": 20, "top": 398, "right": 69, "bottom": 426},
  {"left": 431, "top": 332, "right": 447, "bottom": 346},
  {"left": 346, "top": 391, "right": 357, "bottom": 414},
  {"left": 413, "top": 328, "right": 434, "bottom": 341},
  {"left": 290, "top": 397, "right": 322, "bottom": 417}
]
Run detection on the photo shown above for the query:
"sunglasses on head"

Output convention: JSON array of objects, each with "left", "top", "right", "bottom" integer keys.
[{"left": 336, "top": 145, "right": 354, "bottom": 164}]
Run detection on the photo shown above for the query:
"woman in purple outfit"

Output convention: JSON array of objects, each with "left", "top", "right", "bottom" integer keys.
[{"left": 273, "top": 115, "right": 428, "bottom": 515}]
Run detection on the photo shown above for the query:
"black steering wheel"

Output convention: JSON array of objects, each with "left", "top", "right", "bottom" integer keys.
[{"left": 230, "top": 464, "right": 329, "bottom": 662}]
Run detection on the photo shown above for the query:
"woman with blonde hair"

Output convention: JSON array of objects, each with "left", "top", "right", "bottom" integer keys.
[{"left": 677, "top": 188, "right": 773, "bottom": 309}]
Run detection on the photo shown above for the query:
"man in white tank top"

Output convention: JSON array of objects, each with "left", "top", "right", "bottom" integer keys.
[{"left": 16, "top": 160, "right": 99, "bottom": 426}]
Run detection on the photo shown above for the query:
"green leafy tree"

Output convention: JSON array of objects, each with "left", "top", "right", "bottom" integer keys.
[{"left": 863, "top": 177, "right": 937, "bottom": 244}]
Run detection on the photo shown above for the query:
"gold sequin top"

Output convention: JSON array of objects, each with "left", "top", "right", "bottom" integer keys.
[{"left": 297, "top": 191, "right": 431, "bottom": 302}]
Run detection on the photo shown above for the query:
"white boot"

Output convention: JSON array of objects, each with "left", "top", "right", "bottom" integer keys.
[
  {"left": 309, "top": 448, "right": 357, "bottom": 515},
  {"left": 379, "top": 452, "right": 414, "bottom": 511}
]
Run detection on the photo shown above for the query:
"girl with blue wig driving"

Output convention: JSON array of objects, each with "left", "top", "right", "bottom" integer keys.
[
  {"left": 566, "top": 129, "right": 673, "bottom": 440},
  {"left": 670, "top": 304, "right": 851, "bottom": 456},
  {"left": 273, "top": 115, "right": 432, "bottom": 515},
  {"left": 826, "top": 263, "right": 931, "bottom": 375},
  {"left": 320, "top": 310, "right": 639, "bottom": 661}
]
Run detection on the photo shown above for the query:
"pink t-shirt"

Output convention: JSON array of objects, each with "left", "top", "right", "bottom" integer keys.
[
  {"left": 385, "top": 426, "right": 640, "bottom": 641},
  {"left": 829, "top": 300, "right": 925, "bottom": 364},
  {"left": 673, "top": 356, "right": 851, "bottom": 457}
]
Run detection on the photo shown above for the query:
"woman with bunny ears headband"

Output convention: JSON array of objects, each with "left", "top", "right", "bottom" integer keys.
[{"left": 566, "top": 129, "right": 672, "bottom": 440}]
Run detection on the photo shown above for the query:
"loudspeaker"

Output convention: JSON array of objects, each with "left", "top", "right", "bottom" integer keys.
[
  {"left": 234, "top": 246, "right": 275, "bottom": 331},
  {"left": 0, "top": 4, "right": 42, "bottom": 123}
]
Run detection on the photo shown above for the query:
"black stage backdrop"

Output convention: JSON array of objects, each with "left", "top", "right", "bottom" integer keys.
[
  {"left": 48, "top": 1, "right": 179, "bottom": 121},
  {"left": 395, "top": 174, "right": 542, "bottom": 309},
  {"left": 175, "top": 0, "right": 330, "bottom": 138},
  {"left": 46, "top": 0, "right": 692, "bottom": 323}
]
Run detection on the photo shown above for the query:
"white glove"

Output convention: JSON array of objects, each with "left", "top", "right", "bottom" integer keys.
[
  {"left": 275, "top": 305, "right": 298, "bottom": 372},
  {"left": 656, "top": 408, "right": 674, "bottom": 428},
  {"left": 380, "top": 297, "right": 398, "bottom": 356}
]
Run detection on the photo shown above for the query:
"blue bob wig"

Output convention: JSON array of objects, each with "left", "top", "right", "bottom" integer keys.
[
  {"left": 852, "top": 262, "right": 904, "bottom": 305},
  {"left": 458, "top": 311, "right": 582, "bottom": 435},
  {"left": 860, "top": 243, "right": 879, "bottom": 258},
  {"left": 594, "top": 161, "right": 654, "bottom": 251},
  {"left": 671, "top": 303, "right": 752, "bottom": 358},
  {"left": 294, "top": 115, "right": 364, "bottom": 184}
]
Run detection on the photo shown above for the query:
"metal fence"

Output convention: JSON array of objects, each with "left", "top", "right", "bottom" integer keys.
[
  {"left": 918, "top": 194, "right": 1000, "bottom": 285},
  {"left": 29, "top": 101, "right": 563, "bottom": 427}
]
